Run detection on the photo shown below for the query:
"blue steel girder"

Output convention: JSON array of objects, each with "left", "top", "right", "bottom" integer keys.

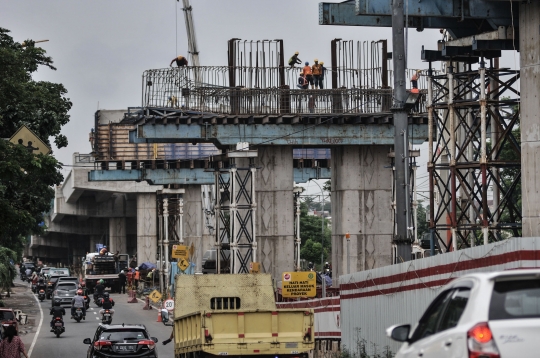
[
  {"left": 319, "top": 1, "right": 515, "bottom": 38},
  {"left": 88, "top": 168, "right": 215, "bottom": 185},
  {"left": 355, "top": 0, "right": 510, "bottom": 18},
  {"left": 88, "top": 168, "right": 329, "bottom": 185},
  {"left": 130, "top": 123, "right": 429, "bottom": 146}
]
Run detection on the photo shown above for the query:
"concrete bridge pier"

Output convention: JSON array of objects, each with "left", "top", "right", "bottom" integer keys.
[
  {"left": 109, "top": 218, "right": 127, "bottom": 254},
  {"left": 255, "top": 146, "right": 295, "bottom": 280},
  {"left": 136, "top": 193, "right": 157, "bottom": 265},
  {"left": 182, "top": 185, "right": 214, "bottom": 272},
  {"left": 331, "top": 146, "right": 393, "bottom": 277},
  {"left": 520, "top": 2, "right": 540, "bottom": 237}
]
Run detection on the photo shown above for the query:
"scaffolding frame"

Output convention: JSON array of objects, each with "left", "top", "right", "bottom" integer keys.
[
  {"left": 214, "top": 160, "right": 257, "bottom": 274},
  {"left": 428, "top": 61, "right": 521, "bottom": 251}
]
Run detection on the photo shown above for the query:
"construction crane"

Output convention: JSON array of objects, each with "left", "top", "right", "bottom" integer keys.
[{"left": 181, "top": 0, "right": 200, "bottom": 67}]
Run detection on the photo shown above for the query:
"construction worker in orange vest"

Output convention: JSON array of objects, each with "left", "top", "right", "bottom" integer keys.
[
  {"left": 312, "top": 59, "right": 323, "bottom": 89},
  {"left": 302, "top": 62, "right": 314, "bottom": 89}
]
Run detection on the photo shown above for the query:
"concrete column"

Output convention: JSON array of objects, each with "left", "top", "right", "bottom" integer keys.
[
  {"left": 331, "top": 146, "right": 393, "bottom": 278},
  {"left": 520, "top": 2, "right": 540, "bottom": 236},
  {"left": 89, "top": 235, "right": 100, "bottom": 253},
  {"left": 136, "top": 193, "right": 157, "bottom": 265},
  {"left": 109, "top": 218, "right": 127, "bottom": 254},
  {"left": 182, "top": 185, "right": 214, "bottom": 272},
  {"left": 255, "top": 146, "right": 294, "bottom": 281}
]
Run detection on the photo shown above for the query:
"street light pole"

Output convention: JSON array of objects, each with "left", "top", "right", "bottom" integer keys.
[{"left": 311, "top": 180, "right": 326, "bottom": 270}]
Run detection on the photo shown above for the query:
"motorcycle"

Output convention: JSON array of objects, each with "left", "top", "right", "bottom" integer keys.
[
  {"left": 102, "top": 309, "right": 112, "bottom": 324},
  {"left": 52, "top": 317, "right": 65, "bottom": 338},
  {"left": 84, "top": 295, "right": 90, "bottom": 310},
  {"left": 73, "top": 307, "right": 84, "bottom": 323},
  {"left": 20, "top": 273, "right": 27, "bottom": 281},
  {"left": 31, "top": 283, "right": 37, "bottom": 293},
  {"left": 38, "top": 289, "right": 45, "bottom": 302},
  {"left": 94, "top": 293, "right": 104, "bottom": 307}
]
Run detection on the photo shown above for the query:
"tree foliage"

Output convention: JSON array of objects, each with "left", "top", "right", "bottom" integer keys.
[
  {"left": 300, "top": 201, "right": 331, "bottom": 269},
  {"left": 0, "top": 247, "right": 17, "bottom": 297},
  {"left": 0, "top": 28, "right": 69, "bottom": 256}
]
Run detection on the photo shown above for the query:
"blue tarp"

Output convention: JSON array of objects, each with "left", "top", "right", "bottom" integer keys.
[{"left": 139, "top": 262, "right": 157, "bottom": 270}]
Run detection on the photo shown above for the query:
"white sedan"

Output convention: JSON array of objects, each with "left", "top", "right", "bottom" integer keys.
[{"left": 387, "top": 269, "right": 540, "bottom": 358}]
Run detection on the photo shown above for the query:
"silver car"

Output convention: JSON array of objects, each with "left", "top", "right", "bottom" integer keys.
[
  {"left": 387, "top": 269, "right": 540, "bottom": 358},
  {"left": 51, "top": 282, "right": 78, "bottom": 307}
]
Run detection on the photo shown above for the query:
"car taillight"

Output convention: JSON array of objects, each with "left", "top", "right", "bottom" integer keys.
[
  {"left": 467, "top": 323, "right": 500, "bottom": 358},
  {"left": 138, "top": 340, "right": 155, "bottom": 350},
  {"left": 94, "top": 340, "right": 112, "bottom": 350}
]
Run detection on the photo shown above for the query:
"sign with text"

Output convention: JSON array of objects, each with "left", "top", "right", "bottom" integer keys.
[
  {"left": 172, "top": 245, "right": 188, "bottom": 259},
  {"left": 281, "top": 271, "right": 316, "bottom": 298}
]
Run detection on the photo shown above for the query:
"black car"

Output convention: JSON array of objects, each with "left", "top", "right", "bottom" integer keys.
[{"left": 83, "top": 324, "right": 158, "bottom": 358}]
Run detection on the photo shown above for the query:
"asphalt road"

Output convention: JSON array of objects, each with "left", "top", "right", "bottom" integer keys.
[{"left": 29, "top": 292, "right": 175, "bottom": 358}]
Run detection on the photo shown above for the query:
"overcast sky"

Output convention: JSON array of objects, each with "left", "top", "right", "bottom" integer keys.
[{"left": 3, "top": 1, "right": 518, "bottom": 196}]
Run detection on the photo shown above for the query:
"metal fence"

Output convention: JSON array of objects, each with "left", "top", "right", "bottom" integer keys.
[{"left": 143, "top": 66, "right": 428, "bottom": 115}]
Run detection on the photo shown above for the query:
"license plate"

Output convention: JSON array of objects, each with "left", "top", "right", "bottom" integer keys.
[
  {"left": 117, "top": 345, "right": 135, "bottom": 351},
  {"left": 55, "top": 323, "right": 63, "bottom": 327},
  {"left": 104, "top": 314, "right": 110, "bottom": 317}
]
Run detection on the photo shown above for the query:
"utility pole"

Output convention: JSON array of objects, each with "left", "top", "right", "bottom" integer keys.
[{"left": 391, "top": 0, "right": 411, "bottom": 261}]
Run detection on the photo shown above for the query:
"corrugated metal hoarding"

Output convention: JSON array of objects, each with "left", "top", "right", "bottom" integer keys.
[
  {"left": 277, "top": 297, "right": 340, "bottom": 339},
  {"left": 339, "top": 237, "right": 540, "bottom": 356}
]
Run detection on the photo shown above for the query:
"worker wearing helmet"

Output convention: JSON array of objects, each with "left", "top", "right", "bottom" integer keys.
[
  {"left": 302, "top": 62, "right": 314, "bottom": 89},
  {"left": 288, "top": 51, "right": 301, "bottom": 68},
  {"left": 319, "top": 61, "right": 327, "bottom": 89},
  {"left": 71, "top": 289, "right": 86, "bottom": 320},
  {"left": 93, "top": 279, "right": 105, "bottom": 301},
  {"left": 312, "top": 59, "right": 323, "bottom": 90},
  {"left": 170, "top": 55, "right": 189, "bottom": 67},
  {"left": 49, "top": 298, "right": 66, "bottom": 331}
]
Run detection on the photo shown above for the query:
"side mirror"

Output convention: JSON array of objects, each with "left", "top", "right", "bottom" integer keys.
[
  {"left": 152, "top": 337, "right": 159, "bottom": 343},
  {"left": 386, "top": 324, "right": 411, "bottom": 342},
  {"left": 83, "top": 338, "right": 92, "bottom": 344},
  {"left": 161, "top": 310, "right": 169, "bottom": 323}
]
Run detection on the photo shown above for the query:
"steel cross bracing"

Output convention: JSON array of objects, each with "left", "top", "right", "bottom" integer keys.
[
  {"left": 214, "top": 161, "right": 257, "bottom": 274},
  {"left": 427, "top": 64, "right": 521, "bottom": 252}
]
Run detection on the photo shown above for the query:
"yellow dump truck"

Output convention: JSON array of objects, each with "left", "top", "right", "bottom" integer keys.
[{"left": 161, "top": 274, "right": 314, "bottom": 358}]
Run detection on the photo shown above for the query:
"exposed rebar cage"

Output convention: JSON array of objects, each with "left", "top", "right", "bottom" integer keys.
[
  {"left": 214, "top": 162, "right": 257, "bottom": 274},
  {"left": 428, "top": 62, "right": 521, "bottom": 252}
]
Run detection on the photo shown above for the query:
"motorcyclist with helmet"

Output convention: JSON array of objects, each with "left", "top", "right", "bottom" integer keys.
[
  {"left": 36, "top": 277, "right": 47, "bottom": 293},
  {"left": 71, "top": 289, "right": 86, "bottom": 320},
  {"left": 93, "top": 279, "right": 105, "bottom": 301},
  {"left": 50, "top": 298, "right": 66, "bottom": 331},
  {"left": 99, "top": 292, "right": 115, "bottom": 320}
]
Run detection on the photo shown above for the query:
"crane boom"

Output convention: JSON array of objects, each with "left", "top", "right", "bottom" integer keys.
[{"left": 182, "top": 0, "right": 200, "bottom": 67}]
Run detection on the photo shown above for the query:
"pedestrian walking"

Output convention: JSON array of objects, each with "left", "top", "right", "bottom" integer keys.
[
  {"left": 302, "top": 62, "right": 314, "bottom": 89},
  {"left": 312, "top": 59, "right": 323, "bottom": 89},
  {"left": 319, "top": 61, "right": 326, "bottom": 89},
  {"left": 118, "top": 270, "right": 127, "bottom": 294},
  {"left": 134, "top": 267, "right": 140, "bottom": 290},
  {"left": 170, "top": 55, "right": 189, "bottom": 67},
  {"left": 288, "top": 51, "right": 301, "bottom": 67},
  {"left": 0, "top": 326, "right": 29, "bottom": 358}
]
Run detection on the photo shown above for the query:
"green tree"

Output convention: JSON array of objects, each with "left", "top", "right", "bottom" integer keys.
[
  {"left": 300, "top": 201, "right": 331, "bottom": 269},
  {"left": 416, "top": 200, "right": 428, "bottom": 238},
  {"left": 0, "top": 28, "right": 70, "bottom": 256},
  {"left": 0, "top": 247, "right": 17, "bottom": 298}
]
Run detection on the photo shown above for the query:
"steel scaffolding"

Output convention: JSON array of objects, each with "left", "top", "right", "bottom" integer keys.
[
  {"left": 214, "top": 158, "right": 257, "bottom": 274},
  {"left": 428, "top": 62, "right": 521, "bottom": 251}
]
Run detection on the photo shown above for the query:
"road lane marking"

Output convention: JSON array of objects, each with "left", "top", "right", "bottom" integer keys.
[{"left": 27, "top": 285, "right": 43, "bottom": 358}]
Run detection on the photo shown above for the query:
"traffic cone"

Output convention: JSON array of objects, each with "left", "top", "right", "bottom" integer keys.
[{"left": 156, "top": 310, "right": 162, "bottom": 323}]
